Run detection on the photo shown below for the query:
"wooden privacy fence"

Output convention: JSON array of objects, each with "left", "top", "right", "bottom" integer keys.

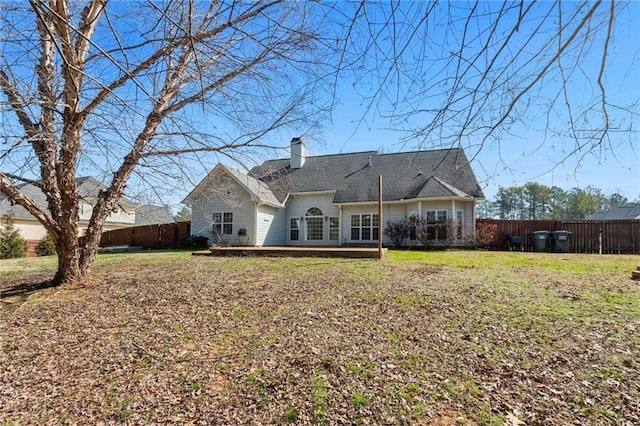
[
  {"left": 99, "top": 222, "right": 191, "bottom": 250},
  {"left": 477, "top": 219, "right": 640, "bottom": 254}
]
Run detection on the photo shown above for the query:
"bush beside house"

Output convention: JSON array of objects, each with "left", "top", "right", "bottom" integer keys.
[
  {"left": 0, "top": 215, "right": 27, "bottom": 259},
  {"left": 35, "top": 234, "right": 57, "bottom": 256}
]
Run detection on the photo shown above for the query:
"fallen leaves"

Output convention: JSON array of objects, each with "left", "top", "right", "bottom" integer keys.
[{"left": 1, "top": 253, "right": 639, "bottom": 425}]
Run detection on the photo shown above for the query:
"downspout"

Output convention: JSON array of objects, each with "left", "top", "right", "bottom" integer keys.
[
  {"left": 451, "top": 199, "right": 456, "bottom": 245},
  {"left": 254, "top": 201, "right": 259, "bottom": 247},
  {"left": 472, "top": 197, "right": 476, "bottom": 236},
  {"left": 338, "top": 204, "right": 343, "bottom": 247}
]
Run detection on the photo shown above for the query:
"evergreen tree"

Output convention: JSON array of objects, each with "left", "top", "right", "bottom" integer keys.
[
  {"left": 174, "top": 206, "right": 192, "bottom": 222},
  {"left": 35, "top": 234, "right": 57, "bottom": 257},
  {"left": 0, "top": 215, "right": 27, "bottom": 259}
]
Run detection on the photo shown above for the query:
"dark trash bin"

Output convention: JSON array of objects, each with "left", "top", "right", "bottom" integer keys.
[
  {"left": 530, "top": 230, "right": 551, "bottom": 252},
  {"left": 505, "top": 235, "right": 523, "bottom": 251},
  {"left": 552, "top": 230, "right": 572, "bottom": 253}
]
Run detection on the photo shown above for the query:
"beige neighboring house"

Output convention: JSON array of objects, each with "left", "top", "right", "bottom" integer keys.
[{"left": 0, "top": 177, "right": 174, "bottom": 253}]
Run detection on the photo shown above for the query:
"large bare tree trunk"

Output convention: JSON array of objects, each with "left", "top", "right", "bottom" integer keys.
[{"left": 54, "top": 230, "right": 83, "bottom": 286}]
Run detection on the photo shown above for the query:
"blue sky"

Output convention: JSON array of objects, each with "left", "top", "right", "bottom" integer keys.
[
  {"left": 296, "top": 1, "right": 640, "bottom": 203},
  {"left": 2, "top": 1, "right": 637, "bottom": 211},
  {"left": 312, "top": 90, "right": 639, "bottom": 201},
  {"left": 110, "top": 1, "right": 640, "bottom": 207}
]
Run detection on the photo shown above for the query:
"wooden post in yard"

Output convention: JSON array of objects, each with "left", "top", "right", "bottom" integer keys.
[
  {"left": 599, "top": 227, "right": 603, "bottom": 255},
  {"left": 378, "top": 175, "right": 383, "bottom": 260}
]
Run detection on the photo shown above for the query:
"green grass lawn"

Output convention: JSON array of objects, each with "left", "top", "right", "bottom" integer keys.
[{"left": 1, "top": 250, "right": 638, "bottom": 425}]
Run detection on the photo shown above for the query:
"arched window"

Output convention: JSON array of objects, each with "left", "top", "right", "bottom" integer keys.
[{"left": 305, "top": 207, "right": 323, "bottom": 240}]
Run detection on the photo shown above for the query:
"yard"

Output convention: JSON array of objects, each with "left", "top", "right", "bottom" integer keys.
[{"left": 1, "top": 250, "right": 638, "bottom": 425}]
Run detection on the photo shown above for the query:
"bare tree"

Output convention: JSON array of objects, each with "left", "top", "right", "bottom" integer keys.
[
  {"left": 0, "top": 0, "right": 334, "bottom": 285},
  {"left": 340, "top": 2, "right": 637, "bottom": 170},
  {"left": 1, "top": 1, "right": 634, "bottom": 287}
]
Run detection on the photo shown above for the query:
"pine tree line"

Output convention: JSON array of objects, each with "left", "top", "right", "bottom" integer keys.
[{"left": 478, "top": 184, "right": 639, "bottom": 220}]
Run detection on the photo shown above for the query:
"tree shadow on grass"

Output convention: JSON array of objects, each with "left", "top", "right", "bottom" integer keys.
[{"left": 0, "top": 279, "right": 58, "bottom": 299}]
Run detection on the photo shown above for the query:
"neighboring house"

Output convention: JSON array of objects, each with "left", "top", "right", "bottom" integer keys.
[
  {"left": 0, "top": 176, "right": 174, "bottom": 247},
  {"left": 134, "top": 204, "right": 176, "bottom": 226},
  {"left": 183, "top": 138, "right": 485, "bottom": 247},
  {"left": 586, "top": 206, "right": 640, "bottom": 220}
]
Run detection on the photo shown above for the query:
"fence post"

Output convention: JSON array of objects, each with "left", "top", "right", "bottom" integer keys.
[{"left": 598, "top": 228, "right": 602, "bottom": 255}]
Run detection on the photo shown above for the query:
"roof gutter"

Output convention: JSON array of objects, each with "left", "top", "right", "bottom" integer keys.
[{"left": 336, "top": 196, "right": 478, "bottom": 206}]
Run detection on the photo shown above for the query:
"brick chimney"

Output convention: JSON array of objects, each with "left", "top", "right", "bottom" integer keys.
[{"left": 290, "top": 137, "right": 306, "bottom": 169}]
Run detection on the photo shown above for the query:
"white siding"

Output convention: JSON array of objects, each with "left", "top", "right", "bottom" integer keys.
[
  {"left": 13, "top": 219, "right": 48, "bottom": 241},
  {"left": 14, "top": 218, "right": 133, "bottom": 242},
  {"left": 286, "top": 193, "right": 340, "bottom": 246},
  {"left": 106, "top": 208, "right": 136, "bottom": 225},
  {"left": 383, "top": 204, "right": 408, "bottom": 223},
  {"left": 455, "top": 200, "right": 475, "bottom": 238},
  {"left": 256, "top": 204, "right": 286, "bottom": 246},
  {"left": 190, "top": 173, "right": 256, "bottom": 246}
]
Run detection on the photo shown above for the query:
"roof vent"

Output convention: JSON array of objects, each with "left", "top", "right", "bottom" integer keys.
[{"left": 367, "top": 155, "right": 372, "bottom": 167}]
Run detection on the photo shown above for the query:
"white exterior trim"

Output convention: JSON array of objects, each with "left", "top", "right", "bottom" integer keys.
[{"left": 290, "top": 190, "right": 337, "bottom": 196}]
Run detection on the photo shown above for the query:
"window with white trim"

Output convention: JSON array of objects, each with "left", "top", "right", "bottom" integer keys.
[
  {"left": 456, "top": 209, "right": 464, "bottom": 239},
  {"left": 305, "top": 207, "right": 323, "bottom": 240},
  {"left": 350, "top": 213, "right": 379, "bottom": 241},
  {"left": 408, "top": 211, "right": 417, "bottom": 240},
  {"left": 290, "top": 218, "right": 299, "bottom": 241},
  {"left": 213, "top": 212, "right": 233, "bottom": 235},
  {"left": 329, "top": 217, "right": 339, "bottom": 240},
  {"left": 425, "top": 209, "right": 447, "bottom": 240}
]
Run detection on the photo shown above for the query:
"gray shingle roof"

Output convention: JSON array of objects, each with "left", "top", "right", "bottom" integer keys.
[
  {"left": 134, "top": 205, "right": 175, "bottom": 226},
  {"left": 0, "top": 177, "right": 117, "bottom": 220},
  {"left": 586, "top": 206, "right": 640, "bottom": 220},
  {"left": 0, "top": 181, "right": 49, "bottom": 219},
  {"left": 250, "top": 148, "right": 484, "bottom": 203}
]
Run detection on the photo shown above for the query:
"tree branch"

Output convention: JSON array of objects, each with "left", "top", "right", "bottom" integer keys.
[
  {"left": 0, "top": 172, "right": 59, "bottom": 236},
  {"left": 79, "top": 0, "right": 282, "bottom": 121},
  {"left": 481, "top": 1, "right": 604, "bottom": 147}
]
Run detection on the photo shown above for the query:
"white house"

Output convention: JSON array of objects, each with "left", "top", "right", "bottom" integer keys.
[{"left": 183, "top": 138, "right": 485, "bottom": 247}]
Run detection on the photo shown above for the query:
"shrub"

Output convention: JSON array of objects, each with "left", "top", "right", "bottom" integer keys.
[
  {"left": 178, "top": 235, "right": 210, "bottom": 248},
  {"left": 414, "top": 217, "right": 435, "bottom": 248},
  {"left": 36, "top": 234, "right": 57, "bottom": 256},
  {"left": 0, "top": 215, "right": 27, "bottom": 259},
  {"left": 442, "top": 219, "right": 462, "bottom": 249},
  {"left": 473, "top": 221, "right": 498, "bottom": 248},
  {"left": 383, "top": 219, "right": 410, "bottom": 248}
]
